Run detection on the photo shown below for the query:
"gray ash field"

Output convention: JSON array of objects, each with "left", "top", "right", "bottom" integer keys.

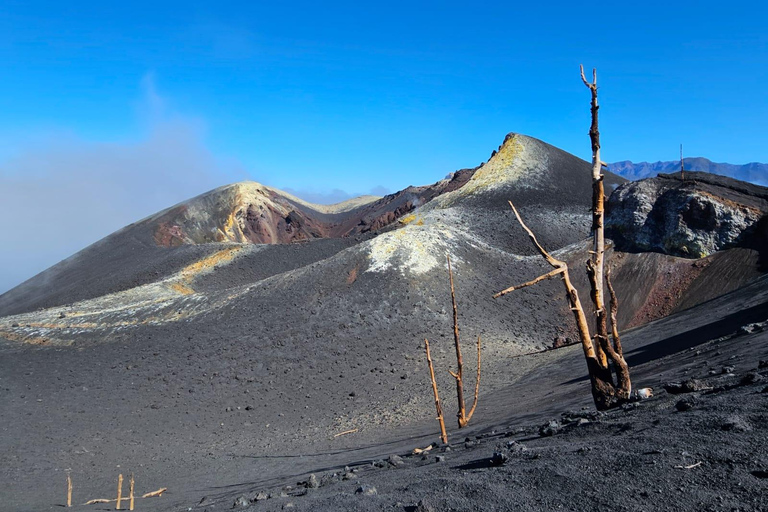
[{"left": 1, "top": 134, "right": 766, "bottom": 511}]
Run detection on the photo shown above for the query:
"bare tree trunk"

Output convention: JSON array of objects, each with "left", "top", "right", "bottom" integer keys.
[
  {"left": 446, "top": 256, "right": 480, "bottom": 427},
  {"left": 424, "top": 339, "right": 448, "bottom": 444},
  {"left": 580, "top": 64, "right": 609, "bottom": 369},
  {"left": 446, "top": 256, "right": 466, "bottom": 427}
]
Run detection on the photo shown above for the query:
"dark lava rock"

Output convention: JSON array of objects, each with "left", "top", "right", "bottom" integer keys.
[
  {"left": 664, "top": 379, "right": 707, "bottom": 394},
  {"left": 355, "top": 484, "right": 377, "bottom": 496},
  {"left": 11, "top": 323, "right": 19, "bottom": 327},
  {"left": 435, "top": 455, "right": 445, "bottom": 463},
  {"left": 721, "top": 415, "right": 752, "bottom": 432},
  {"left": 740, "top": 372, "right": 763, "bottom": 385},
  {"left": 722, "top": 366, "right": 736, "bottom": 374},
  {"left": 233, "top": 495, "right": 249, "bottom": 508},
  {"left": 490, "top": 451, "right": 509, "bottom": 466},
  {"left": 415, "top": 498, "right": 438, "bottom": 512},
  {"left": 387, "top": 454, "right": 404, "bottom": 467},
  {"left": 539, "top": 420, "right": 562, "bottom": 437},
  {"left": 759, "top": 360, "right": 768, "bottom": 369},
  {"left": 675, "top": 396, "right": 698, "bottom": 411}
]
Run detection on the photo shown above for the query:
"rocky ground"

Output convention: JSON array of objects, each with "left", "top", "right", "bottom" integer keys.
[{"left": 2, "top": 274, "right": 767, "bottom": 511}]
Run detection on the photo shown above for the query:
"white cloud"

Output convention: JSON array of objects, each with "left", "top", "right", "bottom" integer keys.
[{"left": 0, "top": 77, "right": 247, "bottom": 294}]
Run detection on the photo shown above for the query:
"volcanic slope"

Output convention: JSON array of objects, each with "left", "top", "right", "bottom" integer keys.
[{"left": 1, "top": 133, "right": 766, "bottom": 511}]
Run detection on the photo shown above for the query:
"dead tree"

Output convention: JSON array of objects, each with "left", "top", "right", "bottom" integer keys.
[
  {"left": 447, "top": 256, "right": 481, "bottom": 428},
  {"left": 421, "top": 256, "right": 482, "bottom": 442},
  {"left": 580, "top": 65, "right": 631, "bottom": 403},
  {"left": 493, "top": 67, "right": 631, "bottom": 409}
]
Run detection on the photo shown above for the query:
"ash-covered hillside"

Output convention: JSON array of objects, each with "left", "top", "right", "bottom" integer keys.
[{"left": 1, "top": 133, "right": 767, "bottom": 512}]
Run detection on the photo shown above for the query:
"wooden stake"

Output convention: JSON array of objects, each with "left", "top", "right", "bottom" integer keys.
[
  {"left": 129, "top": 474, "right": 135, "bottom": 511},
  {"left": 66, "top": 471, "right": 72, "bottom": 508},
  {"left": 116, "top": 474, "right": 123, "bottom": 510},
  {"left": 424, "top": 338, "right": 448, "bottom": 444}
]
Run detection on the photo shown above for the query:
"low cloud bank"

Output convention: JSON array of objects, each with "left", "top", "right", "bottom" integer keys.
[{"left": 0, "top": 120, "right": 244, "bottom": 294}]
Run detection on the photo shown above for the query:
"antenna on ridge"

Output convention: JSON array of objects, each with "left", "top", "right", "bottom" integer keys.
[{"left": 680, "top": 144, "right": 685, "bottom": 181}]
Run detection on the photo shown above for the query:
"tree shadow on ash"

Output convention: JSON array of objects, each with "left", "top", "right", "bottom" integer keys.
[
  {"left": 625, "top": 300, "right": 768, "bottom": 367},
  {"left": 561, "top": 300, "right": 768, "bottom": 385},
  {"left": 453, "top": 458, "right": 497, "bottom": 470}
]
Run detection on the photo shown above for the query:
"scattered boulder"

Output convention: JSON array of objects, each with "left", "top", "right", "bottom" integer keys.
[
  {"left": 675, "top": 396, "right": 698, "bottom": 411},
  {"left": 632, "top": 387, "right": 654, "bottom": 400},
  {"left": 740, "top": 372, "right": 763, "bottom": 385},
  {"left": 233, "top": 495, "right": 249, "bottom": 508},
  {"left": 355, "top": 485, "right": 377, "bottom": 496},
  {"left": 664, "top": 379, "right": 708, "bottom": 394},
  {"left": 305, "top": 474, "right": 319, "bottom": 489},
  {"left": 721, "top": 415, "right": 752, "bottom": 432},
  {"left": 722, "top": 366, "right": 736, "bottom": 374},
  {"left": 490, "top": 451, "right": 509, "bottom": 466},
  {"left": 539, "top": 420, "right": 561, "bottom": 437},
  {"left": 387, "top": 454, "right": 404, "bottom": 468},
  {"left": 415, "top": 498, "right": 438, "bottom": 512}
]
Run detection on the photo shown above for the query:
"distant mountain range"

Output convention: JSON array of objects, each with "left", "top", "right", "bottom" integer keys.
[{"left": 608, "top": 158, "right": 768, "bottom": 185}]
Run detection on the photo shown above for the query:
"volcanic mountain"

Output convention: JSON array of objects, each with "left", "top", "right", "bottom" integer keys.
[{"left": 1, "top": 133, "right": 767, "bottom": 511}]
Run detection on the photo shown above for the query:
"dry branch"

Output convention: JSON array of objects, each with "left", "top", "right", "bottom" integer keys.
[
  {"left": 333, "top": 429, "right": 359, "bottom": 438},
  {"left": 496, "top": 201, "right": 596, "bottom": 361},
  {"left": 495, "top": 200, "right": 621, "bottom": 409},
  {"left": 424, "top": 338, "right": 448, "bottom": 444},
  {"left": 493, "top": 268, "right": 565, "bottom": 298},
  {"left": 466, "top": 335, "right": 481, "bottom": 422},
  {"left": 141, "top": 488, "right": 167, "bottom": 498},
  {"left": 605, "top": 266, "right": 623, "bottom": 355}
]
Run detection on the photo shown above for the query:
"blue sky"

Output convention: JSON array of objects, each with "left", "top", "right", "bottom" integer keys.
[{"left": 0, "top": 1, "right": 767, "bottom": 292}]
